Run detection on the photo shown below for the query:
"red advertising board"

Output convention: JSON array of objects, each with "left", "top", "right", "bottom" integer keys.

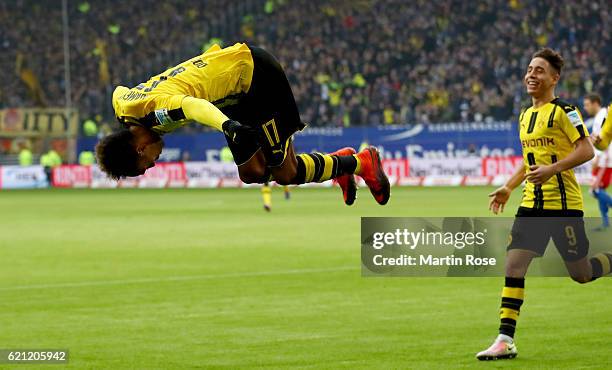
[
  {"left": 52, "top": 165, "right": 92, "bottom": 188},
  {"left": 482, "top": 156, "right": 523, "bottom": 176}
]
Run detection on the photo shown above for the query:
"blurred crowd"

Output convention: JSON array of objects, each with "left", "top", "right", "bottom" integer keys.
[{"left": 1, "top": 0, "right": 610, "bottom": 127}]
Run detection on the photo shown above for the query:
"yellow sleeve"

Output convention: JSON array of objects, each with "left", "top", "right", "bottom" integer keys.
[
  {"left": 559, "top": 107, "right": 588, "bottom": 143},
  {"left": 596, "top": 107, "right": 612, "bottom": 150},
  {"left": 181, "top": 96, "right": 229, "bottom": 132}
]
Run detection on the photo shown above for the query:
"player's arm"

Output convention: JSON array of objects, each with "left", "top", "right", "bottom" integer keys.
[
  {"left": 181, "top": 96, "right": 228, "bottom": 131},
  {"left": 528, "top": 105, "right": 594, "bottom": 184},
  {"left": 556, "top": 136, "right": 593, "bottom": 168},
  {"left": 488, "top": 162, "right": 526, "bottom": 214},
  {"left": 181, "top": 96, "right": 256, "bottom": 143},
  {"left": 593, "top": 116, "right": 611, "bottom": 151},
  {"left": 527, "top": 105, "right": 595, "bottom": 185},
  {"left": 527, "top": 137, "right": 593, "bottom": 185},
  {"left": 592, "top": 103, "right": 610, "bottom": 150}
]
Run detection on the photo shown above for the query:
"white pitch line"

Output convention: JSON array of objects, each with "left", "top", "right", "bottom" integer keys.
[{"left": 0, "top": 266, "right": 358, "bottom": 291}]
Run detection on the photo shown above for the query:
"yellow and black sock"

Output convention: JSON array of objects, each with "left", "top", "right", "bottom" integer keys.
[
  {"left": 261, "top": 183, "right": 272, "bottom": 209},
  {"left": 499, "top": 277, "right": 524, "bottom": 338},
  {"left": 294, "top": 153, "right": 358, "bottom": 184},
  {"left": 589, "top": 253, "right": 612, "bottom": 280}
]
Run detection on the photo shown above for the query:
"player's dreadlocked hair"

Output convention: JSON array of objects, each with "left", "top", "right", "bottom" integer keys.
[{"left": 95, "top": 130, "right": 140, "bottom": 180}]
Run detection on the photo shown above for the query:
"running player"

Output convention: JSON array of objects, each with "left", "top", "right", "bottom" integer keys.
[
  {"left": 478, "top": 48, "right": 612, "bottom": 360},
  {"left": 95, "top": 43, "right": 388, "bottom": 205}
]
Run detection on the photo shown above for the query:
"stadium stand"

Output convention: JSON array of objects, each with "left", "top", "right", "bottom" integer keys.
[{"left": 2, "top": 0, "right": 610, "bottom": 126}]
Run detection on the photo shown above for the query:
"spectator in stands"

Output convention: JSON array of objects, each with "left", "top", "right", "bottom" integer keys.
[
  {"left": 82, "top": 118, "right": 99, "bottom": 137},
  {"left": 78, "top": 150, "right": 95, "bottom": 165},
  {"left": 2, "top": 0, "right": 610, "bottom": 126},
  {"left": 18, "top": 143, "right": 33, "bottom": 166}
]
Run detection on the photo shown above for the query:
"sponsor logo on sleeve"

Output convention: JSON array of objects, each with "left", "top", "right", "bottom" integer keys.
[
  {"left": 154, "top": 109, "right": 173, "bottom": 126},
  {"left": 567, "top": 110, "right": 582, "bottom": 127}
]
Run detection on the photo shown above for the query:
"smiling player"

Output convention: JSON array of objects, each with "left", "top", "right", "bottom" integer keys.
[
  {"left": 95, "top": 43, "right": 389, "bottom": 205},
  {"left": 478, "top": 48, "right": 612, "bottom": 360}
]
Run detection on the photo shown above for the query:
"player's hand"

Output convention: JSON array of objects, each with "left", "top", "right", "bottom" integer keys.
[
  {"left": 488, "top": 185, "right": 510, "bottom": 215},
  {"left": 222, "top": 120, "right": 257, "bottom": 144},
  {"left": 526, "top": 165, "right": 555, "bottom": 185},
  {"left": 591, "top": 134, "right": 602, "bottom": 146}
]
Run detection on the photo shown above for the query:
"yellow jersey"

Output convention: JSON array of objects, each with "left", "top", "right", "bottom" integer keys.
[
  {"left": 519, "top": 98, "right": 589, "bottom": 211},
  {"left": 112, "top": 43, "right": 254, "bottom": 134},
  {"left": 596, "top": 103, "right": 611, "bottom": 150}
]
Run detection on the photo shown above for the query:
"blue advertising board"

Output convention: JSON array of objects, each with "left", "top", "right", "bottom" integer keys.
[{"left": 78, "top": 122, "right": 521, "bottom": 161}]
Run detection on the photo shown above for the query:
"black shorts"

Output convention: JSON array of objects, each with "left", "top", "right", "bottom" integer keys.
[
  {"left": 507, "top": 207, "right": 589, "bottom": 261},
  {"left": 220, "top": 46, "right": 306, "bottom": 166}
]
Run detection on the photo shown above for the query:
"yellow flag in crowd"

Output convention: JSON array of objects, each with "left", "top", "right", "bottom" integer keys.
[
  {"left": 15, "top": 52, "right": 46, "bottom": 106},
  {"left": 95, "top": 39, "right": 110, "bottom": 85}
]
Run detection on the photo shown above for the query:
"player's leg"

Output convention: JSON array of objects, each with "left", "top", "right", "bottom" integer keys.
[
  {"left": 287, "top": 144, "right": 362, "bottom": 205},
  {"left": 234, "top": 149, "right": 269, "bottom": 184},
  {"left": 261, "top": 181, "right": 272, "bottom": 212},
  {"left": 476, "top": 250, "right": 535, "bottom": 361},
  {"left": 594, "top": 169, "right": 612, "bottom": 230},
  {"left": 224, "top": 139, "right": 273, "bottom": 210},
  {"left": 602, "top": 189, "right": 612, "bottom": 208},
  {"left": 593, "top": 188, "right": 610, "bottom": 230},
  {"left": 330, "top": 147, "right": 357, "bottom": 205},
  {"left": 245, "top": 45, "right": 388, "bottom": 205},
  {"left": 269, "top": 140, "right": 355, "bottom": 184},
  {"left": 221, "top": 125, "right": 269, "bottom": 184},
  {"left": 477, "top": 210, "right": 546, "bottom": 361},
  {"left": 266, "top": 141, "right": 363, "bottom": 205},
  {"left": 268, "top": 140, "right": 389, "bottom": 205},
  {"left": 549, "top": 214, "right": 612, "bottom": 283},
  {"left": 582, "top": 253, "right": 612, "bottom": 280},
  {"left": 499, "top": 249, "right": 535, "bottom": 334},
  {"left": 563, "top": 250, "right": 612, "bottom": 283}
]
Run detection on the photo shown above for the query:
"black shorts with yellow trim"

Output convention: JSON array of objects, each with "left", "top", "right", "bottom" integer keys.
[
  {"left": 219, "top": 46, "right": 306, "bottom": 167},
  {"left": 507, "top": 206, "right": 589, "bottom": 261}
]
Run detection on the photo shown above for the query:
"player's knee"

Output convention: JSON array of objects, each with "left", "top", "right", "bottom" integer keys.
[
  {"left": 272, "top": 173, "right": 293, "bottom": 185},
  {"left": 505, "top": 262, "right": 527, "bottom": 278},
  {"left": 273, "top": 168, "right": 297, "bottom": 185},
  {"left": 570, "top": 274, "right": 592, "bottom": 284},
  {"left": 239, "top": 168, "right": 267, "bottom": 184}
]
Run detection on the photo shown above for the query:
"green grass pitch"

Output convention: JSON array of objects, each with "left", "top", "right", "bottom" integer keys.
[{"left": 0, "top": 186, "right": 610, "bottom": 369}]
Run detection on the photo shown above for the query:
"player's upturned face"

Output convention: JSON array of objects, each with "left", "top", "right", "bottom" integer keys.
[
  {"left": 136, "top": 136, "right": 163, "bottom": 175},
  {"left": 129, "top": 126, "right": 164, "bottom": 175},
  {"left": 524, "top": 57, "right": 558, "bottom": 98}
]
